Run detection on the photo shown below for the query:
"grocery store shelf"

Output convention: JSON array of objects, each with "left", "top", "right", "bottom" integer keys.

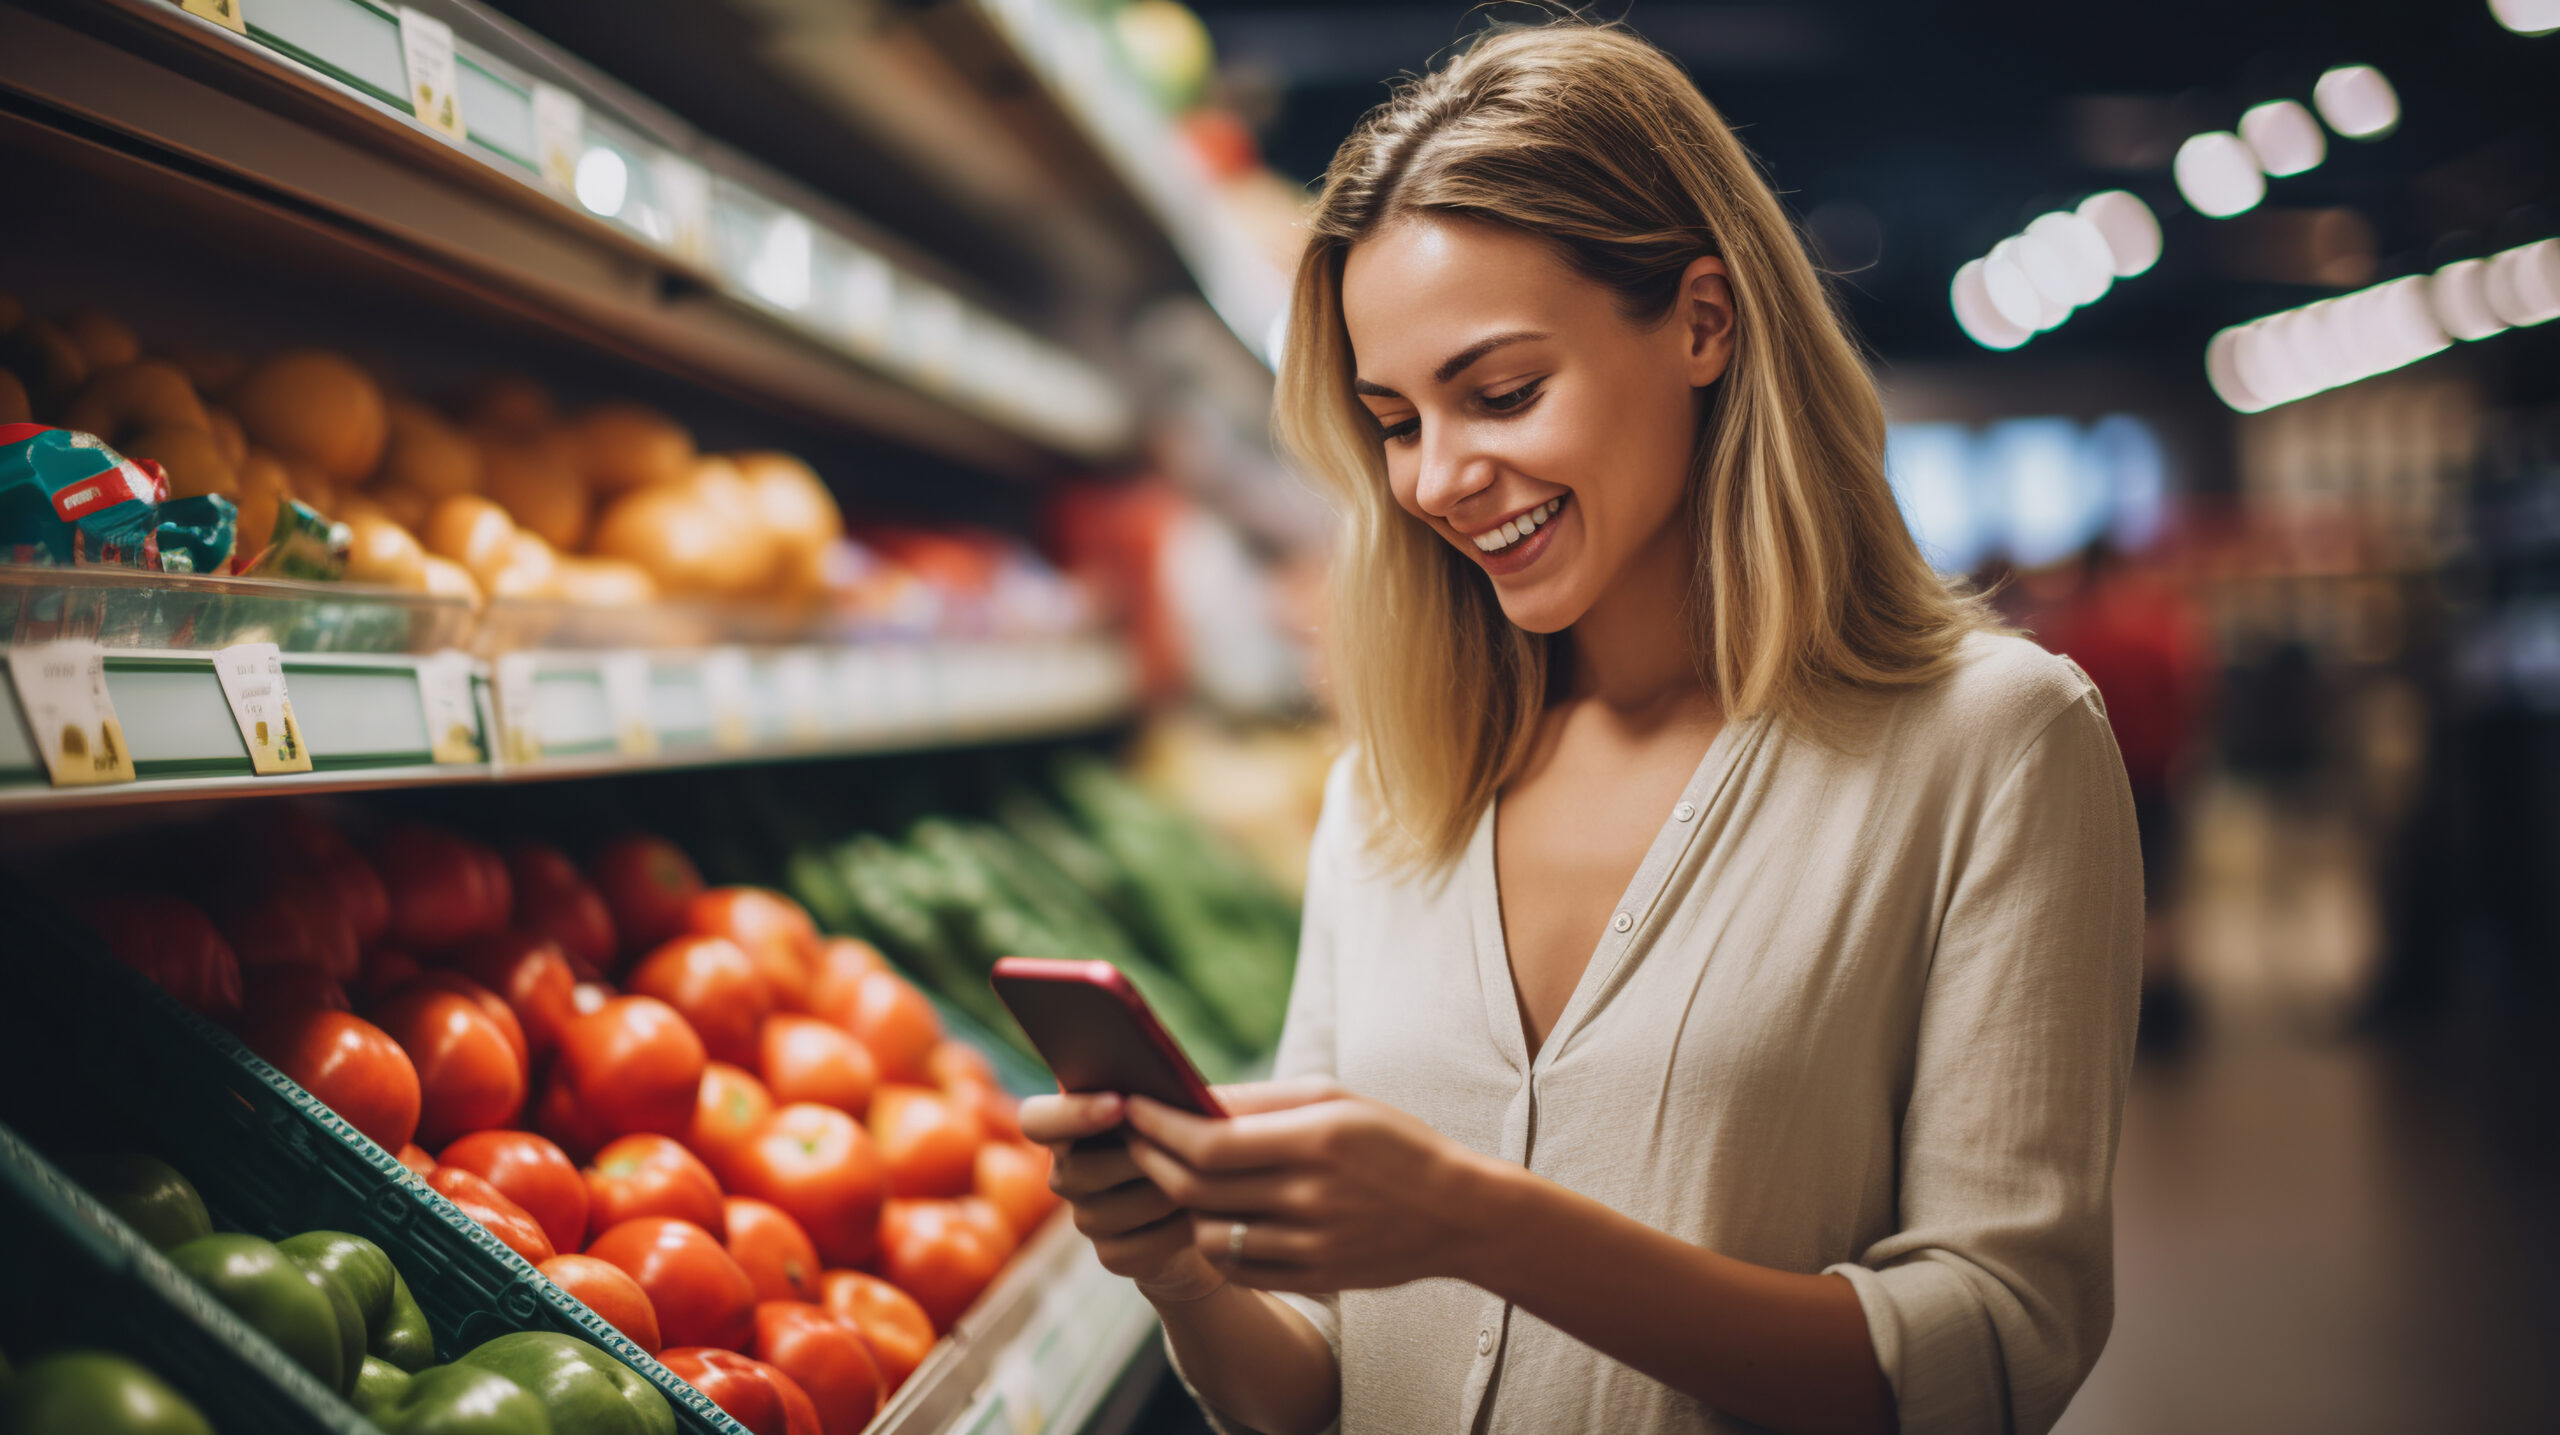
[{"left": 0, "top": 0, "right": 1137, "bottom": 469}]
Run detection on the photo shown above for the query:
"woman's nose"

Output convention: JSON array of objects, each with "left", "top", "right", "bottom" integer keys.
[{"left": 1414, "top": 430, "right": 1496, "bottom": 518}]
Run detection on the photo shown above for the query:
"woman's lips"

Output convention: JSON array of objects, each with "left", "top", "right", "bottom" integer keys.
[{"left": 1468, "top": 494, "right": 1567, "bottom": 577}]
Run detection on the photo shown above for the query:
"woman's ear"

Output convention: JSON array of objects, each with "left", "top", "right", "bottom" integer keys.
[{"left": 1677, "top": 256, "right": 1736, "bottom": 389}]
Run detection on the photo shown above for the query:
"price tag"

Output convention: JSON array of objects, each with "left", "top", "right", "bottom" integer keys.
[
  {"left": 702, "top": 647, "right": 754, "bottom": 753},
  {"left": 7, "top": 642, "right": 135, "bottom": 787},
  {"left": 773, "top": 649, "right": 826, "bottom": 744},
  {"left": 213, "top": 643, "right": 313, "bottom": 775},
  {"left": 397, "top": 7, "right": 468, "bottom": 143},
  {"left": 492, "top": 652, "right": 543, "bottom": 767},
  {"left": 177, "top": 0, "right": 249, "bottom": 35},
  {"left": 649, "top": 152, "right": 712, "bottom": 265},
  {"left": 530, "top": 82, "right": 585, "bottom": 195},
  {"left": 599, "top": 651, "right": 657, "bottom": 758},
  {"left": 415, "top": 650, "right": 483, "bottom": 765}
]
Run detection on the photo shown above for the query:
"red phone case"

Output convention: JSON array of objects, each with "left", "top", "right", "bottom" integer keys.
[{"left": 989, "top": 957, "right": 1227, "bottom": 1117}]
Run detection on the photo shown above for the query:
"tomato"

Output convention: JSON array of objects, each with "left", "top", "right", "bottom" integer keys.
[
  {"left": 588, "top": 835, "right": 703, "bottom": 964},
  {"left": 540, "top": 1252, "right": 663, "bottom": 1354},
  {"left": 924, "top": 1040, "right": 994, "bottom": 1092},
  {"left": 804, "top": 938, "right": 885, "bottom": 1021},
  {"left": 510, "top": 841, "right": 617, "bottom": 977},
  {"left": 867, "top": 1084, "right": 980, "bottom": 1199},
  {"left": 440, "top": 1129, "right": 588, "bottom": 1255},
  {"left": 659, "top": 1348, "right": 821, "bottom": 1435},
  {"left": 370, "top": 979, "right": 527, "bottom": 1148},
  {"left": 507, "top": 840, "right": 583, "bottom": 905},
  {"left": 877, "top": 1198, "right": 1015, "bottom": 1331},
  {"left": 390, "top": 970, "right": 530, "bottom": 1079},
  {"left": 245, "top": 1008, "right": 420, "bottom": 1151},
  {"left": 822, "top": 971, "right": 939, "bottom": 1086},
  {"left": 374, "top": 825, "right": 504, "bottom": 950},
  {"left": 938, "top": 1069, "right": 1020, "bottom": 1145},
  {"left": 221, "top": 873, "right": 360, "bottom": 980},
  {"left": 724, "top": 1197, "right": 821, "bottom": 1304},
  {"left": 586, "top": 1218, "right": 756, "bottom": 1351},
  {"left": 555, "top": 996, "right": 707, "bottom": 1140},
  {"left": 686, "top": 1062, "right": 775, "bottom": 1182},
  {"left": 587, "top": 1134, "right": 727, "bottom": 1240},
  {"left": 445, "top": 932, "right": 578, "bottom": 1060},
  {"left": 471, "top": 843, "right": 513, "bottom": 936},
  {"left": 240, "top": 964, "right": 350, "bottom": 1023},
  {"left": 320, "top": 848, "right": 391, "bottom": 947},
  {"left": 394, "top": 1142, "right": 437, "bottom": 1178},
  {"left": 426, "top": 1164, "right": 557, "bottom": 1263},
  {"left": 687, "top": 889, "right": 819, "bottom": 1013},
  {"left": 535, "top": 1076, "right": 614, "bottom": 1163},
  {"left": 91, "top": 893, "right": 242, "bottom": 1022},
  {"left": 571, "top": 981, "right": 613, "bottom": 1015},
  {"left": 816, "top": 1270, "right": 934, "bottom": 1393},
  {"left": 973, "top": 1141, "right": 1058, "bottom": 1239},
  {"left": 751, "top": 1301, "right": 882, "bottom": 1435},
  {"left": 355, "top": 946, "right": 424, "bottom": 1006},
  {"left": 758, "top": 1016, "right": 876, "bottom": 1116},
  {"left": 627, "top": 935, "right": 771, "bottom": 1069},
  {"left": 723, "top": 1104, "right": 887, "bottom": 1268}
]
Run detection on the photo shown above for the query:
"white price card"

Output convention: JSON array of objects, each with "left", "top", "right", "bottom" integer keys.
[
  {"left": 649, "top": 153, "right": 712, "bottom": 265},
  {"left": 7, "top": 642, "right": 135, "bottom": 787},
  {"left": 416, "top": 650, "right": 482, "bottom": 765},
  {"left": 600, "top": 651, "right": 658, "bottom": 758},
  {"left": 176, "top": 0, "right": 249, "bottom": 35},
  {"left": 883, "top": 646, "right": 934, "bottom": 728},
  {"left": 702, "top": 647, "right": 753, "bottom": 753},
  {"left": 493, "top": 652, "right": 543, "bottom": 767},
  {"left": 530, "top": 82, "right": 585, "bottom": 195},
  {"left": 397, "top": 7, "right": 467, "bottom": 142},
  {"left": 773, "top": 649, "right": 826, "bottom": 745},
  {"left": 213, "top": 643, "right": 312, "bottom": 775}
]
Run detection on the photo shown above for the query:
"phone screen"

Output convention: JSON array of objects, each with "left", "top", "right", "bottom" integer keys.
[{"left": 991, "top": 962, "right": 1225, "bottom": 1116}]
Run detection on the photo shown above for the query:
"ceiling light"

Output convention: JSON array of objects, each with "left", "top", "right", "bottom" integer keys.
[
  {"left": 2206, "top": 274, "right": 2450, "bottom": 412},
  {"left": 1982, "top": 242, "right": 2051, "bottom": 332},
  {"left": 2175, "top": 132, "right": 2266, "bottom": 218},
  {"left": 2429, "top": 259, "right": 2507, "bottom": 341},
  {"left": 2025, "top": 212, "right": 2115, "bottom": 305},
  {"left": 2488, "top": 0, "right": 2560, "bottom": 36},
  {"left": 2239, "top": 100, "right": 2326, "bottom": 176},
  {"left": 1951, "top": 260, "right": 2032, "bottom": 350},
  {"left": 2314, "top": 65, "right": 2400, "bottom": 140},
  {"left": 2077, "top": 191, "right": 2161, "bottom": 276},
  {"left": 2482, "top": 239, "right": 2560, "bottom": 326},
  {"left": 574, "top": 147, "right": 628, "bottom": 218}
]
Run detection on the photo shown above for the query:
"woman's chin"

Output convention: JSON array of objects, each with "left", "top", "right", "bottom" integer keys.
[{"left": 1494, "top": 583, "right": 1587, "bottom": 635}]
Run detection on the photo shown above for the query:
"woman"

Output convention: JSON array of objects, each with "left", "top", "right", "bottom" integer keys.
[{"left": 1024, "top": 20, "right": 2140, "bottom": 1435}]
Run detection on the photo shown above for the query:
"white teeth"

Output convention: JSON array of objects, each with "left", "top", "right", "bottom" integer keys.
[{"left": 1472, "top": 498, "right": 1563, "bottom": 553}]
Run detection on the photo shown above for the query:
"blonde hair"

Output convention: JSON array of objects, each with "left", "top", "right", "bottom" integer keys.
[{"left": 1278, "top": 17, "right": 1995, "bottom": 868}]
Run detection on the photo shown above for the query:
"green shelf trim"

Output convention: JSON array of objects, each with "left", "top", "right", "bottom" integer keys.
[
  {"left": 540, "top": 739, "right": 617, "bottom": 758},
  {"left": 310, "top": 751, "right": 435, "bottom": 771},
  {"left": 245, "top": 27, "right": 404, "bottom": 110},
  {"left": 105, "top": 655, "right": 210, "bottom": 675},
  {"left": 132, "top": 756, "right": 251, "bottom": 779}
]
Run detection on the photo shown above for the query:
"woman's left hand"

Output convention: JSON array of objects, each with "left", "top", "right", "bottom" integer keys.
[{"left": 1122, "top": 1078, "right": 1495, "bottom": 1294}]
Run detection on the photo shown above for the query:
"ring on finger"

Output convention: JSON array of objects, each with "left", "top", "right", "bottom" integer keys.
[{"left": 1225, "top": 1220, "right": 1248, "bottom": 1263}]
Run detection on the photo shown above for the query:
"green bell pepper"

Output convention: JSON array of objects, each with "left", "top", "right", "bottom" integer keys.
[
  {"left": 353, "top": 1355, "right": 415, "bottom": 1418},
  {"left": 0, "top": 1350, "right": 214, "bottom": 1435},
  {"left": 280, "top": 1230, "right": 418, "bottom": 1386},
  {"left": 58, "top": 1154, "right": 210, "bottom": 1252},
  {"left": 457, "top": 1332, "right": 674, "bottom": 1435},
  {"left": 375, "top": 1271, "right": 438, "bottom": 1371},
  {"left": 368, "top": 1363, "right": 555, "bottom": 1435},
  {"left": 165, "top": 1233, "right": 343, "bottom": 1392}
]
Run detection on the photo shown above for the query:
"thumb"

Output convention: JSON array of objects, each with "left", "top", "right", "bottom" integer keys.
[{"left": 1212, "top": 1076, "right": 1347, "bottom": 1116}]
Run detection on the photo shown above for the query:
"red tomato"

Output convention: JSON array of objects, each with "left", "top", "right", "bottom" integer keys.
[
  {"left": 556, "top": 996, "right": 707, "bottom": 1140},
  {"left": 687, "top": 889, "right": 819, "bottom": 1013},
  {"left": 240, "top": 964, "right": 350, "bottom": 1023},
  {"left": 507, "top": 840, "right": 583, "bottom": 904},
  {"left": 878, "top": 1198, "right": 1015, "bottom": 1331},
  {"left": 972, "top": 1141, "right": 1059, "bottom": 1240},
  {"left": 91, "top": 894, "right": 242, "bottom": 1022},
  {"left": 536, "top": 1076, "right": 614, "bottom": 1163},
  {"left": 571, "top": 981, "right": 613, "bottom": 1015},
  {"left": 427, "top": 1164, "right": 556, "bottom": 1263},
  {"left": 924, "top": 1040, "right": 995, "bottom": 1092},
  {"left": 817, "top": 1270, "right": 935, "bottom": 1393},
  {"left": 389, "top": 970, "right": 530, "bottom": 1081},
  {"left": 221, "top": 874, "right": 360, "bottom": 980},
  {"left": 472, "top": 843, "right": 513, "bottom": 936},
  {"left": 445, "top": 932, "right": 578, "bottom": 1060},
  {"left": 823, "top": 971, "right": 939, "bottom": 1086},
  {"left": 939, "top": 1071, "right": 1020, "bottom": 1145},
  {"left": 687, "top": 1062, "right": 775, "bottom": 1182},
  {"left": 245, "top": 1008, "right": 419, "bottom": 1150},
  {"left": 658, "top": 1349, "right": 821, "bottom": 1435},
  {"left": 725, "top": 1197, "right": 822, "bottom": 1304},
  {"left": 803, "top": 938, "right": 885, "bottom": 1021},
  {"left": 589, "top": 835, "right": 703, "bottom": 964},
  {"left": 586, "top": 1218, "right": 756, "bottom": 1352},
  {"left": 724, "top": 1104, "right": 888, "bottom": 1268},
  {"left": 320, "top": 848, "right": 390, "bottom": 947},
  {"left": 375, "top": 824, "right": 504, "bottom": 950},
  {"left": 394, "top": 1143, "right": 437, "bottom": 1178},
  {"left": 627, "top": 935, "right": 771, "bottom": 1069},
  {"left": 355, "top": 947, "right": 424, "bottom": 1007},
  {"left": 759, "top": 1016, "right": 876, "bottom": 1116},
  {"left": 751, "top": 1302, "right": 882, "bottom": 1435},
  {"left": 540, "top": 1252, "right": 662, "bottom": 1354},
  {"left": 511, "top": 841, "right": 617, "bottom": 976},
  {"left": 371, "top": 980, "right": 527, "bottom": 1148},
  {"left": 587, "top": 1134, "right": 728, "bottom": 1241},
  {"left": 441, "top": 1129, "right": 588, "bottom": 1255},
  {"left": 868, "top": 1084, "right": 980, "bottom": 1199}
]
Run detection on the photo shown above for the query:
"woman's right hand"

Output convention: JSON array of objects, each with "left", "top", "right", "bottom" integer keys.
[{"left": 1020, "top": 1090, "right": 1227, "bottom": 1304}]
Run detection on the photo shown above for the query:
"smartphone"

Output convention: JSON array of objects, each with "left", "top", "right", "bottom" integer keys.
[{"left": 989, "top": 957, "right": 1228, "bottom": 1117}]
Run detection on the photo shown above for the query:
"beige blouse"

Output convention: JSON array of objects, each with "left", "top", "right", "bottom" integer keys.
[{"left": 1187, "top": 632, "right": 2142, "bottom": 1435}]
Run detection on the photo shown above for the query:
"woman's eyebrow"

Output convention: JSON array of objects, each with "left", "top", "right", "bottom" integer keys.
[{"left": 1353, "top": 329, "right": 1552, "bottom": 397}]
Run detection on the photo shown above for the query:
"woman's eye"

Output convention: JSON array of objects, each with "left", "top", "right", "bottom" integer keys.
[
  {"left": 1482, "top": 378, "right": 1544, "bottom": 413},
  {"left": 1378, "top": 416, "right": 1420, "bottom": 446}
]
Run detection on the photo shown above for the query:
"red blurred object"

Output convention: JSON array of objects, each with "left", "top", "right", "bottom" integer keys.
[
  {"left": 877, "top": 1197, "right": 1015, "bottom": 1331},
  {"left": 394, "top": 1142, "right": 437, "bottom": 1178},
  {"left": 1180, "top": 107, "right": 1262, "bottom": 181},
  {"left": 587, "top": 1218, "right": 757, "bottom": 1352},
  {"left": 686, "top": 889, "right": 819, "bottom": 1014},
  {"left": 241, "top": 964, "right": 350, "bottom": 1022},
  {"left": 588, "top": 835, "right": 703, "bottom": 964},
  {"left": 511, "top": 841, "right": 618, "bottom": 977},
  {"left": 723, "top": 1103, "right": 887, "bottom": 1269},
  {"left": 374, "top": 825, "right": 507, "bottom": 950},
  {"left": 444, "top": 932, "right": 579, "bottom": 1060},
  {"left": 658, "top": 1348, "right": 821, "bottom": 1435},
  {"left": 627, "top": 934, "right": 772, "bottom": 1068},
  {"left": 751, "top": 1301, "right": 883, "bottom": 1435},
  {"left": 371, "top": 979, "right": 528, "bottom": 1147},
  {"left": 540, "top": 1252, "right": 662, "bottom": 1354},
  {"left": 440, "top": 1129, "right": 589, "bottom": 1256},
  {"left": 759, "top": 1016, "right": 876, "bottom": 1116},
  {"left": 868, "top": 1084, "right": 980, "bottom": 1199},
  {"left": 89, "top": 894, "right": 242, "bottom": 1022},
  {"left": 1044, "top": 481, "right": 1189, "bottom": 700},
  {"left": 822, "top": 970, "right": 938, "bottom": 1087},
  {"left": 426, "top": 1164, "right": 556, "bottom": 1263},
  {"left": 724, "top": 1197, "right": 823, "bottom": 1305},
  {"left": 239, "top": 1009, "right": 416, "bottom": 1152},
  {"left": 554, "top": 995, "right": 707, "bottom": 1140},
  {"left": 355, "top": 947, "right": 425, "bottom": 1006},
  {"left": 973, "top": 1141, "right": 1059, "bottom": 1240},
  {"left": 817, "top": 1271, "right": 934, "bottom": 1393},
  {"left": 220, "top": 873, "right": 361, "bottom": 981},
  {"left": 586, "top": 1133, "right": 729, "bottom": 1241}
]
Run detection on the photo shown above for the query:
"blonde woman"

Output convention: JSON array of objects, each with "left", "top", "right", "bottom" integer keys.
[{"left": 1022, "top": 19, "right": 2140, "bottom": 1435}]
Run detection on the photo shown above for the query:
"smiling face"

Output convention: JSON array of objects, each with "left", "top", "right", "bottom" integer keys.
[{"left": 1341, "top": 214, "right": 1735, "bottom": 634}]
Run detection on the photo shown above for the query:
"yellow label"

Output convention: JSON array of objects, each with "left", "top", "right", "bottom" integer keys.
[
  {"left": 8, "top": 642, "right": 137, "bottom": 787},
  {"left": 600, "top": 651, "right": 658, "bottom": 758},
  {"left": 493, "top": 653, "right": 544, "bottom": 767},
  {"left": 397, "top": 7, "right": 468, "bottom": 143},
  {"left": 214, "top": 643, "right": 314, "bottom": 775},
  {"left": 178, "top": 0, "right": 250, "bottom": 36},
  {"left": 417, "top": 651, "right": 484, "bottom": 765}
]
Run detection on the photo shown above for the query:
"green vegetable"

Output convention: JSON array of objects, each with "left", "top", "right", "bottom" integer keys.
[
  {"left": 278, "top": 1231, "right": 397, "bottom": 1337},
  {"left": 367, "top": 1363, "right": 555, "bottom": 1434},
  {"left": 457, "top": 1332, "right": 674, "bottom": 1435},
  {"left": 374, "top": 1271, "right": 438, "bottom": 1372},
  {"left": 0, "top": 1350, "right": 213, "bottom": 1435},
  {"left": 57, "top": 1154, "right": 209, "bottom": 1252},
  {"left": 166, "top": 1233, "right": 343, "bottom": 1392},
  {"left": 308, "top": 1259, "right": 366, "bottom": 1395},
  {"left": 353, "top": 1355, "right": 415, "bottom": 1417}
]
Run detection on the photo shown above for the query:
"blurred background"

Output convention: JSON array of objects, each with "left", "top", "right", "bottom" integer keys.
[{"left": 3, "top": 0, "right": 2557, "bottom": 1432}]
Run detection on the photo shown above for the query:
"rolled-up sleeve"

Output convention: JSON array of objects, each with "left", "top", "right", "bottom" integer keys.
[{"left": 1826, "top": 688, "right": 2144, "bottom": 1435}]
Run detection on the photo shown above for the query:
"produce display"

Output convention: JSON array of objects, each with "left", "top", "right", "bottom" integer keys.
[{"left": 0, "top": 1348, "right": 218, "bottom": 1435}]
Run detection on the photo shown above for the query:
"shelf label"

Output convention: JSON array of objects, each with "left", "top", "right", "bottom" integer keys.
[
  {"left": 774, "top": 649, "right": 826, "bottom": 744},
  {"left": 213, "top": 643, "right": 313, "bottom": 775},
  {"left": 703, "top": 646, "right": 754, "bottom": 753},
  {"left": 600, "top": 651, "right": 658, "bottom": 758},
  {"left": 493, "top": 652, "right": 543, "bottom": 766},
  {"left": 397, "top": 7, "right": 468, "bottom": 143},
  {"left": 650, "top": 153, "right": 712, "bottom": 266},
  {"left": 531, "top": 82, "right": 585, "bottom": 195},
  {"left": 176, "top": 0, "right": 250, "bottom": 36},
  {"left": 416, "top": 650, "right": 483, "bottom": 765},
  {"left": 7, "top": 642, "right": 135, "bottom": 787}
]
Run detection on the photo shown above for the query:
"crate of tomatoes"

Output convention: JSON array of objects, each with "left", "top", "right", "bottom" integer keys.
[{"left": 0, "top": 804, "right": 1065, "bottom": 1435}]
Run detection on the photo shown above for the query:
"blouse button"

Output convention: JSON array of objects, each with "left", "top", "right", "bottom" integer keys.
[
  {"left": 1611, "top": 911, "right": 1633, "bottom": 933},
  {"left": 1477, "top": 1328, "right": 1494, "bottom": 1355},
  {"left": 1674, "top": 802, "right": 1696, "bottom": 822}
]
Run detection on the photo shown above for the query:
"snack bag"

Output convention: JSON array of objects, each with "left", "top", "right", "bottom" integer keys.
[
  {"left": 1, "top": 423, "right": 170, "bottom": 567},
  {"left": 242, "top": 498, "right": 350, "bottom": 581}
]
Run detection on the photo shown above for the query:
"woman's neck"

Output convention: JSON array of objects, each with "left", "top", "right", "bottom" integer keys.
[{"left": 1559, "top": 517, "right": 1718, "bottom": 726}]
